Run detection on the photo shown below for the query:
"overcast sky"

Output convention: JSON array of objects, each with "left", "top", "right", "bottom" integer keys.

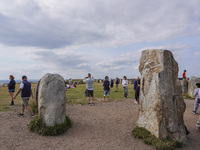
[{"left": 0, "top": 0, "right": 200, "bottom": 80}]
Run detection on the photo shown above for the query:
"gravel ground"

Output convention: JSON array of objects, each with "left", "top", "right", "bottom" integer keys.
[{"left": 0, "top": 99, "right": 199, "bottom": 150}]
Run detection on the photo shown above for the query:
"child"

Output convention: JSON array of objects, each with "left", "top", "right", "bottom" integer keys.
[
  {"left": 192, "top": 83, "right": 200, "bottom": 115},
  {"left": 122, "top": 76, "right": 128, "bottom": 98},
  {"left": 135, "top": 80, "right": 140, "bottom": 104},
  {"left": 103, "top": 76, "right": 110, "bottom": 101}
]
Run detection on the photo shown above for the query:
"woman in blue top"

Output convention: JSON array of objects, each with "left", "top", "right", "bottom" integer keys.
[
  {"left": 8, "top": 75, "right": 16, "bottom": 105},
  {"left": 134, "top": 76, "right": 140, "bottom": 103}
]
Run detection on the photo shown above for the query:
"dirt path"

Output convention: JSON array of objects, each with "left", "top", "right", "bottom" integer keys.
[{"left": 0, "top": 99, "right": 200, "bottom": 150}]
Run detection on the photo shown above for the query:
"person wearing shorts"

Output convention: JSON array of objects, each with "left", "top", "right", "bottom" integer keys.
[
  {"left": 8, "top": 75, "right": 16, "bottom": 105},
  {"left": 14, "top": 75, "right": 35, "bottom": 118},
  {"left": 83, "top": 73, "right": 94, "bottom": 106},
  {"left": 103, "top": 76, "right": 110, "bottom": 101}
]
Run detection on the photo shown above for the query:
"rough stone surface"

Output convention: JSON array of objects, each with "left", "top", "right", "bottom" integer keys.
[
  {"left": 188, "top": 76, "right": 200, "bottom": 98},
  {"left": 36, "top": 73, "right": 66, "bottom": 126},
  {"left": 137, "top": 49, "right": 187, "bottom": 143},
  {"left": 181, "top": 79, "right": 188, "bottom": 96}
]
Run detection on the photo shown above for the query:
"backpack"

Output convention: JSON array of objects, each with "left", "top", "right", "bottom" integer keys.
[{"left": 198, "top": 89, "right": 200, "bottom": 103}]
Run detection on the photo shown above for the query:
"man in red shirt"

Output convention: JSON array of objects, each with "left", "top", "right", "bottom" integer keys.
[{"left": 182, "top": 70, "right": 188, "bottom": 82}]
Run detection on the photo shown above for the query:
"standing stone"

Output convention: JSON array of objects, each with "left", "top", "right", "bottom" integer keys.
[
  {"left": 37, "top": 73, "right": 66, "bottom": 126},
  {"left": 181, "top": 79, "right": 188, "bottom": 96},
  {"left": 137, "top": 49, "right": 187, "bottom": 143},
  {"left": 188, "top": 76, "right": 200, "bottom": 98}
]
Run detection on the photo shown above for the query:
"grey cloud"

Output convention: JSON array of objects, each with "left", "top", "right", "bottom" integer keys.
[
  {"left": 0, "top": 0, "right": 200, "bottom": 49},
  {"left": 33, "top": 50, "right": 93, "bottom": 71}
]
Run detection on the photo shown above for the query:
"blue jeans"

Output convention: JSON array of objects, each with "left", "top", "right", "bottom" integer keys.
[
  {"left": 123, "top": 87, "right": 128, "bottom": 98},
  {"left": 194, "top": 99, "right": 199, "bottom": 112}
]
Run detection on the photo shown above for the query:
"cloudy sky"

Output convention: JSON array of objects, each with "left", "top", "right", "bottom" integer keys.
[{"left": 0, "top": 0, "right": 200, "bottom": 80}]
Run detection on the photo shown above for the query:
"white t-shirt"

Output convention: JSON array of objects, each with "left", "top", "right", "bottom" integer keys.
[
  {"left": 20, "top": 82, "right": 24, "bottom": 89},
  {"left": 122, "top": 80, "right": 128, "bottom": 87}
]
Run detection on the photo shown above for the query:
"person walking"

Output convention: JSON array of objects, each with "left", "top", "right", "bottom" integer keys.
[
  {"left": 103, "top": 76, "right": 110, "bottom": 101},
  {"left": 83, "top": 73, "right": 94, "bottom": 106},
  {"left": 8, "top": 75, "right": 16, "bottom": 105},
  {"left": 122, "top": 76, "right": 128, "bottom": 98},
  {"left": 14, "top": 75, "right": 35, "bottom": 118},
  {"left": 192, "top": 83, "right": 200, "bottom": 115}
]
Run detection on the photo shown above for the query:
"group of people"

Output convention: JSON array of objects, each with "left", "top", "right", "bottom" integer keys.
[
  {"left": 7, "top": 75, "right": 35, "bottom": 118},
  {"left": 83, "top": 73, "right": 141, "bottom": 106}
]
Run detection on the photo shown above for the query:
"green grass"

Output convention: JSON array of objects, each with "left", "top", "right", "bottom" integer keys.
[
  {"left": 66, "top": 83, "right": 135, "bottom": 105},
  {"left": 0, "top": 83, "right": 135, "bottom": 112},
  {"left": 28, "top": 116, "right": 72, "bottom": 136},
  {"left": 183, "top": 94, "right": 193, "bottom": 100},
  {"left": 0, "top": 84, "right": 36, "bottom": 112},
  {"left": 132, "top": 127, "right": 183, "bottom": 150}
]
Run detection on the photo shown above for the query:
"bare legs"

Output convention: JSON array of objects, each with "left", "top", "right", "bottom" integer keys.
[
  {"left": 103, "top": 96, "right": 109, "bottom": 101},
  {"left": 21, "top": 104, "right": 34, "bottom": 115},
  {"left": 9, "top": 92, "right": 14, "bottom": 105},
  {"left": 88, "top": 97, "right": 94, "bottom": 103}
]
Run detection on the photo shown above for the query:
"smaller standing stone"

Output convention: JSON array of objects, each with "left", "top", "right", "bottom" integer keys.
[
  {"left": 181, "top": 79, "right": 188, "bottom": 96},
  {"left": 37, "top": 73, "right": 66, "bottom": 126},
  {"left": 188, "top": 76, "right": 200, "bottom": 98}
]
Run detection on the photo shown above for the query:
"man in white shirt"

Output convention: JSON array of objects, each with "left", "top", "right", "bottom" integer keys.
[
  {"left": 83, "top": 73, "right": 94, "bottom": 106},
  {"left": 14, "top": 75, "right": 35, "bottom": 118}
]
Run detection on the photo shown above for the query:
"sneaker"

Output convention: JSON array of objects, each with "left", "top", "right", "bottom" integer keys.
[
  {"left": 134, "top": 101, "right": 138, "bottom": 104},
  {"left": 196, "top": 123, "right": 200, "bottom": 132},
  {"left": 30, "top": 114, "right": 35, "bottom": 118},
  {"left": 10, "top": 101, "right": 14, "bottom": 106},
  {"left": 88, "top": 103, "right": 91, "bottom": 106},
  {"left": 91, "top": 103, "right": 94, "bottom": 106},
  {"left": 192, "top": 111, "right": 196, "bottom": 115},
  {"left": 17, "top": 113, "right": 24, "bottom": 117}
]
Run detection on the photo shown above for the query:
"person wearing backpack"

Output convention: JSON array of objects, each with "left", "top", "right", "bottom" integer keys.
[{"left": 192, "top": 83, "right": 200, "bottom": 115}]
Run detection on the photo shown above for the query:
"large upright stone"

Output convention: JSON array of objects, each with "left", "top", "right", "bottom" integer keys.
[
  {"left": 37, "top": 73, "right": 66, "bottom": 126},
  {"left": 137, "top": 50, "right": 187, "bottom": 143},
  {"left": 181, "top": 79, "right": 188, "bottom": 96},
  {"left": 188, "top": 76, "right": 200, "bottom": 98}
]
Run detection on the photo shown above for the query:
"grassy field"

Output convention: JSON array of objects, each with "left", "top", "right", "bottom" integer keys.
[{"left": 0, "top": 83, "right": 135, "bottom": 112}]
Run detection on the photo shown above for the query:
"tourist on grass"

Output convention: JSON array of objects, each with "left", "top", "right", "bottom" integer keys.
[
  {"left": 13, "top": 76, "right": 35, "bottom": 118},
  {"left": 134, "top": 76, "right": 140, "bottom": 103},
  {"left": 115, "top": 77, "right": 119, "bottom": 92},
  {"left": 83, "top": 73, "right": 94, "bottom": 106},
  {"left": 122, "top": 76, "right": 128, "bottom": 98},
  {"left": 110, "top": 78, "right": 114, "bottom": 92},
  {"left": 192, "top": 83, "right": 200, "bottom": 115},
  {"left": 135, "top": 80, "right": 140, "bottom": 104},
  {"left": 182, "top": 70, "right": 189, "bottom": 82},
  {"left": 8, "top": 75, "right": 16, "bottom": 106},
  {"left": 103, "top": 76, "right": 110, "bottom": 101}
]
